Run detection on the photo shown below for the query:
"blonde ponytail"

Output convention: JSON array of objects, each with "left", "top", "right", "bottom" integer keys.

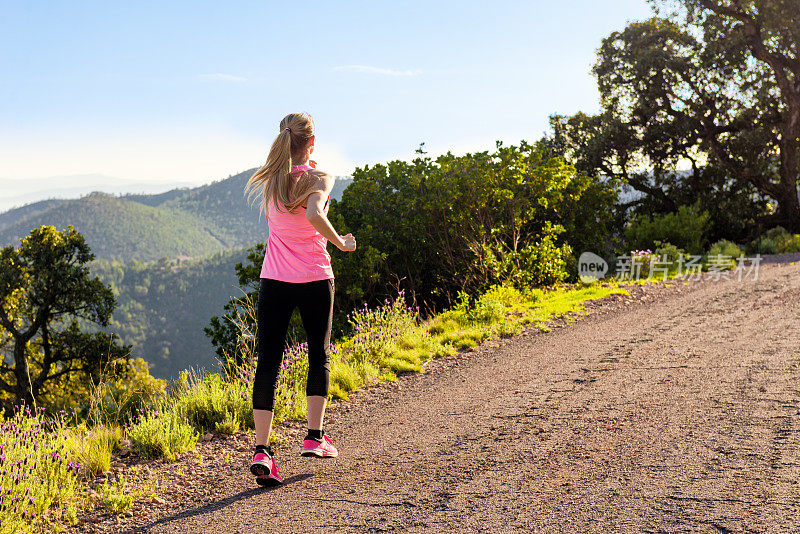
[{"left": 246, "top": 112, "right": 319, "bottom": 215}]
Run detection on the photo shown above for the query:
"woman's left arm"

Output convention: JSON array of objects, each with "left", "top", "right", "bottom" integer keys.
[{"left": 305, "top": 172, "right": 352, "bottom": 251}]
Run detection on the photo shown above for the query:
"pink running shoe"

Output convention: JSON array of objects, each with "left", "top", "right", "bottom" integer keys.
[
  {"left": 301, "top": 434, "right": 338, "bottom": 458},
  {"left": 250, "top": 447, "right": 283, "bottom": 486}
]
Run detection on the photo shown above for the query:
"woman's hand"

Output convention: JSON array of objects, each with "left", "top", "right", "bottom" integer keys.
[{"left": 338, "top": 233, "right": 356, "bottom": 252}]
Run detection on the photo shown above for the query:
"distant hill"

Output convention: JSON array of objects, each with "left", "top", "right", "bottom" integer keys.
[
  {"left": 0, "top": 198, "right": 63, "bottom": 230},
  {"left": 0, "top": 169, "right": 353, "bottom": 262},
  {"left": 0, "top": 192, "right": 229, "bottom": 262},
  {"left": 0, "top": 174, "right": 199, "bottom": 213}
]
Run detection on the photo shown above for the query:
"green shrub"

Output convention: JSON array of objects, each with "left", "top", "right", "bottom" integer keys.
[
  {"left": 765, "top": 226, "right": 792, "bottom": 251},
  {"left": 84, "top": 358, "right": 166, "bottom": 428},
  {"left": 782, "top": 234, "right": 800, "bottom": 253},
  {"left": 707, "top": 239, "right": 743, "bottom": 258},
  {"left": 625, "top": 203, "right": 709, "bottom": 254},
  {"left": 172, "top": 371, "right": 252, "bottom": 433},
  {"left": 128, "top": 408, "right": 198, "bottom": 461},
  {"left": 747, "top": 227, "right": 800, "bottom": 254},
  {"left": 654, "top": 242, "right": 686, "bottom": 265},
  {"left": 214, "top": 411, "right": 242, "bottom": 435},
  {"left": 500, "top": 225, "right": 572, "bottom": 288},
  {"left": 754, "top": 237, "right": 778, "bottom": 255},
  {"left": 99, "top": 475, "right": 133, "bottom": 514},
  {"left": 706, "top": 239, "right": 743, "bottom": 270},
  {"left": 66, "top": 424, "right": 123, "bottom": 477},
  {"left": 0, "top": 407, "right": 81, "bottom": 532}
]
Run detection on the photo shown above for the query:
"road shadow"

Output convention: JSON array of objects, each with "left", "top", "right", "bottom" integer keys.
[{"left": 123, "top": 473, "right": 314, "bottom": 533}]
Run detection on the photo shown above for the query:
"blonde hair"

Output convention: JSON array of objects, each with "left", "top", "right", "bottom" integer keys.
[{"left": 246, "top": 112, "right": 320, "bottom": 214}]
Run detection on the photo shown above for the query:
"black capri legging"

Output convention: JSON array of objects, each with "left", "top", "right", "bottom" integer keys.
[{"left": 252, "top": 277, "right": 334, "bottom": 411}]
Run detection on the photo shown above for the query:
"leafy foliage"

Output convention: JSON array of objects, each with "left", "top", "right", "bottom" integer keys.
[
  {"left": 553, "top": 0, "right": 800, "bottom": 242},
  {"left": 707, "top": 239, "right": 744, "bottom": 261},
  {"left": 625, "top": 203, "right": 710, "bottom": 254},
  {"left": 0, "top": 226, "right": 130, "bottom": 407},
  {"left": 127, "top": 407, "right": 198, "bottom": 461},
  {"left": 330, "top": 141, "right": 603, "bottom": 313},
  {"left": 0, "top": 407, "right": 82, "bottom": 532}
]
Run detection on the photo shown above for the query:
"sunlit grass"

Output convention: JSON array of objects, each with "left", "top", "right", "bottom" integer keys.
[
  {"left": 0, "top": 407, "right": 82, "bottom": 533},
  {"left": 65, "top": 424, "right": 123, "bottom": 477}
]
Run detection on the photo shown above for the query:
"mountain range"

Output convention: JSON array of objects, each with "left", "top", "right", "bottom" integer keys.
[
  {"left": 0, "top": 170, "right": 353, "bottom": 262},
  {"left": 0, "top": 174, "right": 201, "bottom": 213}
]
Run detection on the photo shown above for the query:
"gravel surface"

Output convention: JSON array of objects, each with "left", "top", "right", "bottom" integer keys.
[{"left": 87, "top": 258, "right": 799, "bottom": 533}]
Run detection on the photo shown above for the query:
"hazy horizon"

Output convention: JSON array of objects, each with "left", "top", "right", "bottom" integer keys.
[{"left": 0, "top": 170, "right": 361, "bottom": 213}]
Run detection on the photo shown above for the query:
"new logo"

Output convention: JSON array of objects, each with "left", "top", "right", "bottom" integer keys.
[{"left": 578, "top": 251, "right": 608, "bottom": 283}]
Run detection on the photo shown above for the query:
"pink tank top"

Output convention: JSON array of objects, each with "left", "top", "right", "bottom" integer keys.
[{"left": 260, "top": 164, "right": 334, "bottom": 282}]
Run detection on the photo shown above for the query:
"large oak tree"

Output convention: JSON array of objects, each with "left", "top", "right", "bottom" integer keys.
[
  {"left": 558, "top": 0, "right": 800, "bottom": 232},
  {"left": 0, "top": 225, "right": 129, "bottom": 407}
]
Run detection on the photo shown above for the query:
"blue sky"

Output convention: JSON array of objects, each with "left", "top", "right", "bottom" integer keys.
[{"left": 0, "top": 0, "right": 654, "bottom": 199}]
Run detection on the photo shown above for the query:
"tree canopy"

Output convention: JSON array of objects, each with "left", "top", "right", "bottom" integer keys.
[
  {"left": 556, "top": 0, "right": 799, "bottom": 233},
  {"left": 0, "top": 225, "right": 130, "bottom": 407}
]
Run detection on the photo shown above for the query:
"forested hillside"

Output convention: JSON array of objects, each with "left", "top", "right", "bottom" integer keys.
[
  {"left": 0, "top": 170, "right": 353, "bottom": 262},
  {"left": 91, "top": 249, "right": 250, "bottom": 378},
  {"left": 0, "top": 192, "right": 228, "bottom": 262}
]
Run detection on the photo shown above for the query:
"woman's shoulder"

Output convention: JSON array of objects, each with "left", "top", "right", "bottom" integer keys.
[{"left": 306, "top": 169, "right": 334, "bottom": 191}]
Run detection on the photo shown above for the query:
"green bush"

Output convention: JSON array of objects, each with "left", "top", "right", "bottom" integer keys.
[
  {"left": 83, "top": 358, "right": 166, "bottom": 428},
  {"left": 66, "top": 424, "right": 123, "bottom": 477},
  {"left": 625, "top": 203, "right": 709, "bottom": 254},
  {"left": 783, "top": 234, "right": 800, "bottom": 253},
  {"left": 706, "top": 239, "right": 744, "bottom": 270},
  {"left": 499, "top": 225, "right": 572, "bottom": 288},
  {"left": 752, "top": 237, "right": 778, "bottom": 255},
  {"left": 707, "top": 239, "right": 743, "bottom": 259},
  {"left": 0, "top": 407, "right": 81, "bottom": 532},
  {"left": 747, "top": 227, "right": 800, "bottom": 254},
  {"left": 99, "top": 475, "right": 133, "bottom": 514},
  {"left": 128, "top": 408, "right": 198, "bottom": 461},
  {"left": 654, "top": 242, "right": 685, "bottom": 264},
  {"left": 172, "top": 371, "right": 253, "bottom": 433}
]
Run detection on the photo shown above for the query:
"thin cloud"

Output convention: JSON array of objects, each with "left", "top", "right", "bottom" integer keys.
[
  {"left": 333, "top": 65, "right": 421, "bottom": 77},
  {"left": 198, "top": 73, "right": 248, "bottom": 82}
]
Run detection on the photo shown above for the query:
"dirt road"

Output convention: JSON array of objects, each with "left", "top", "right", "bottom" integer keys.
[{"left": 129, "top": 260, "right": 800, "bottom": 533}]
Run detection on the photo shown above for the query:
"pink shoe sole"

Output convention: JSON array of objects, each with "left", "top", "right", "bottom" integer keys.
[
  {"left": 251, "top": 450, "right": 283, "bottom": 485},
  {"left": 250, "top": 460, "right": 271, "bottom": 477}
]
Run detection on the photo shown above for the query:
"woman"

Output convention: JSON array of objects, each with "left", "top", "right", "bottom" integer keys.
[{"left": 245, "top": 112, "right": 356, "bottom": 486}]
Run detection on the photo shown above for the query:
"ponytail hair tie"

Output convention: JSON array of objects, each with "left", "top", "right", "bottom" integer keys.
[{"left": 284, "top": 127, "right": 291, "bottom": 133}]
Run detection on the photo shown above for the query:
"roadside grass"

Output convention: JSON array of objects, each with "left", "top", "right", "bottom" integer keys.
[
  {"left": 170, "top": 370, "right": 253, "bottom": 434},
  {"left": 329, "top": 282, "right": 629, "bottom": 400},
  {"left": 98, "top": 474, "right": 133, "bottom": 514},
  {"left": 65, "top": 424, "right": 124, "bottom": 477},
  {"left": 127, "top": 407, "right": 197, "bottom": 461},
  {"left": 0, "top": 406, "right": 82, "bottom": 533}
]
